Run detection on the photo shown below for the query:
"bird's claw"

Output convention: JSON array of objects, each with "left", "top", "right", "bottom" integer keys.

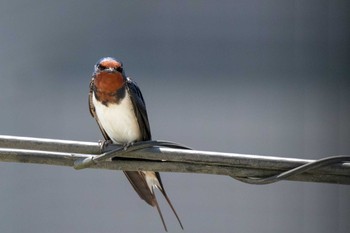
[
  {"left": 99, "top": 139, "right": 113, "bottom": 153},
  {"left": 123, "top": 142, "right": 135, "bottom": 151}
]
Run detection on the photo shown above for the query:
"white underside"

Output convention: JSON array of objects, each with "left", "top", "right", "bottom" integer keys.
[
  {"left": 93, "top": 91, "right": 158, "bottom": 191},
  {"left": 93, "top": 92, "right": 142, "bottom": 144}
]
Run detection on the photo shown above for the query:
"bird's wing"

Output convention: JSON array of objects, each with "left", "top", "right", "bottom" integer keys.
[
  {"left": 89, "top": 78, "right": 111, "bottom": 140},
  {"left": 126, "top": 77, "right": 151, "bottom": 141},
  {"left": 125, "top": 77, "right": 183, "bottom": 230},
  {"left": 123, "top": 77, "right": 155, "bottom": 204}
]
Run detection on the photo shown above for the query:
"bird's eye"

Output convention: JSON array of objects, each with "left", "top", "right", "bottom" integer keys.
[
  {"left": 116, "top": 66, "right": 123, "bottom": 73},
  {"left": 97, "top": 64, "right": 107, "bottom": 70}
]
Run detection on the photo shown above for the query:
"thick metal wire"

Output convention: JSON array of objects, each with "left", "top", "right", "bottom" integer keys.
[{"left": 0, "top": 135, "right": 349, "bottom": 185}]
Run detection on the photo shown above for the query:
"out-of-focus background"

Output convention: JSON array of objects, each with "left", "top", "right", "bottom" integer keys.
[{"left": 0, "top": 1, "right": 349, "bottom": 233}]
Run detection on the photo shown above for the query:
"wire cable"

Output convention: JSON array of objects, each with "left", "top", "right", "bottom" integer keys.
[
  {"left": 233, "top": 155, "right": 350, "bottom": 184},
  {"left": 109, "top": 140, "right": 350, "bottom": 185}
]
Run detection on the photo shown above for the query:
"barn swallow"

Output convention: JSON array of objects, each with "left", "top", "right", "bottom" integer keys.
[{"left": 89, "top": 57, "right": 183, "bottom": 231}]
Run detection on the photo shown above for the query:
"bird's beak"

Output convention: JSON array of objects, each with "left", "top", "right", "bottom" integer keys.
[{"left": 105, "top": 67, "right": 115, "bottom": 73}]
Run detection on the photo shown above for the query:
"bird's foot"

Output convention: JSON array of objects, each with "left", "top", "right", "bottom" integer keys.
[
  {"left": 99, "top": 139, "right": 113, "bottom": 153},
  {"left": 123, "top": 142, "right": 135, "bottom": 151}
]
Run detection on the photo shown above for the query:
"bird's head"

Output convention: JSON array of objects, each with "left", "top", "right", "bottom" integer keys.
[{"left": 93, "top": 57, "right": 126, "bottom": 94}]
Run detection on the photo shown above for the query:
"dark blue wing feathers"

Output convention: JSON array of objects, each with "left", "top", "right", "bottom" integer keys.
[{"left": 126, "top": 77, "right": 152, "bottom": 141}]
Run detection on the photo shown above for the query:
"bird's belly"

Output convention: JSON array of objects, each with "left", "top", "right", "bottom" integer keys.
[{"left": 93, "top": 93, "right": 141, "bottom": 144}]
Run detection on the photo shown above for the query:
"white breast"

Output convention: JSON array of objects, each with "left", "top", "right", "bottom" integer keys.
[{"left": 92, "top": 92, "right": 142, "bottom": 144}]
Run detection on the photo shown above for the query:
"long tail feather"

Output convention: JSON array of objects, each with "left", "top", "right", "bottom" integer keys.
[
  {"left": 160, "top": 189, "right": 184, "bottom": 230},
  {"left": 153, "top": 189, "right": 168, "bottom": 232},
  {"left": 124, "top": 171, "right": 183, "bottom": 231}
]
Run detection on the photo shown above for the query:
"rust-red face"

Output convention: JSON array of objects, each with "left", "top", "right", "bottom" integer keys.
[{"left": 93, "top": 57, "right": 126, "bottom": 94}]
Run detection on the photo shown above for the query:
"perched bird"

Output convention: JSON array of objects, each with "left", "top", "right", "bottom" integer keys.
[{"left": 89, "top": 57, "right": 183, "bottom": 231}]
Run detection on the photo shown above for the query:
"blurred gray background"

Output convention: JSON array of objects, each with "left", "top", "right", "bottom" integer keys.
[{"left": 0, "top": 1, "right": 349, "bottom": 233}]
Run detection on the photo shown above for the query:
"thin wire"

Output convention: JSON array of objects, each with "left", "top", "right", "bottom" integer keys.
[{"left": 232, "top": 155, "right": 350, "bottom": 184}]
